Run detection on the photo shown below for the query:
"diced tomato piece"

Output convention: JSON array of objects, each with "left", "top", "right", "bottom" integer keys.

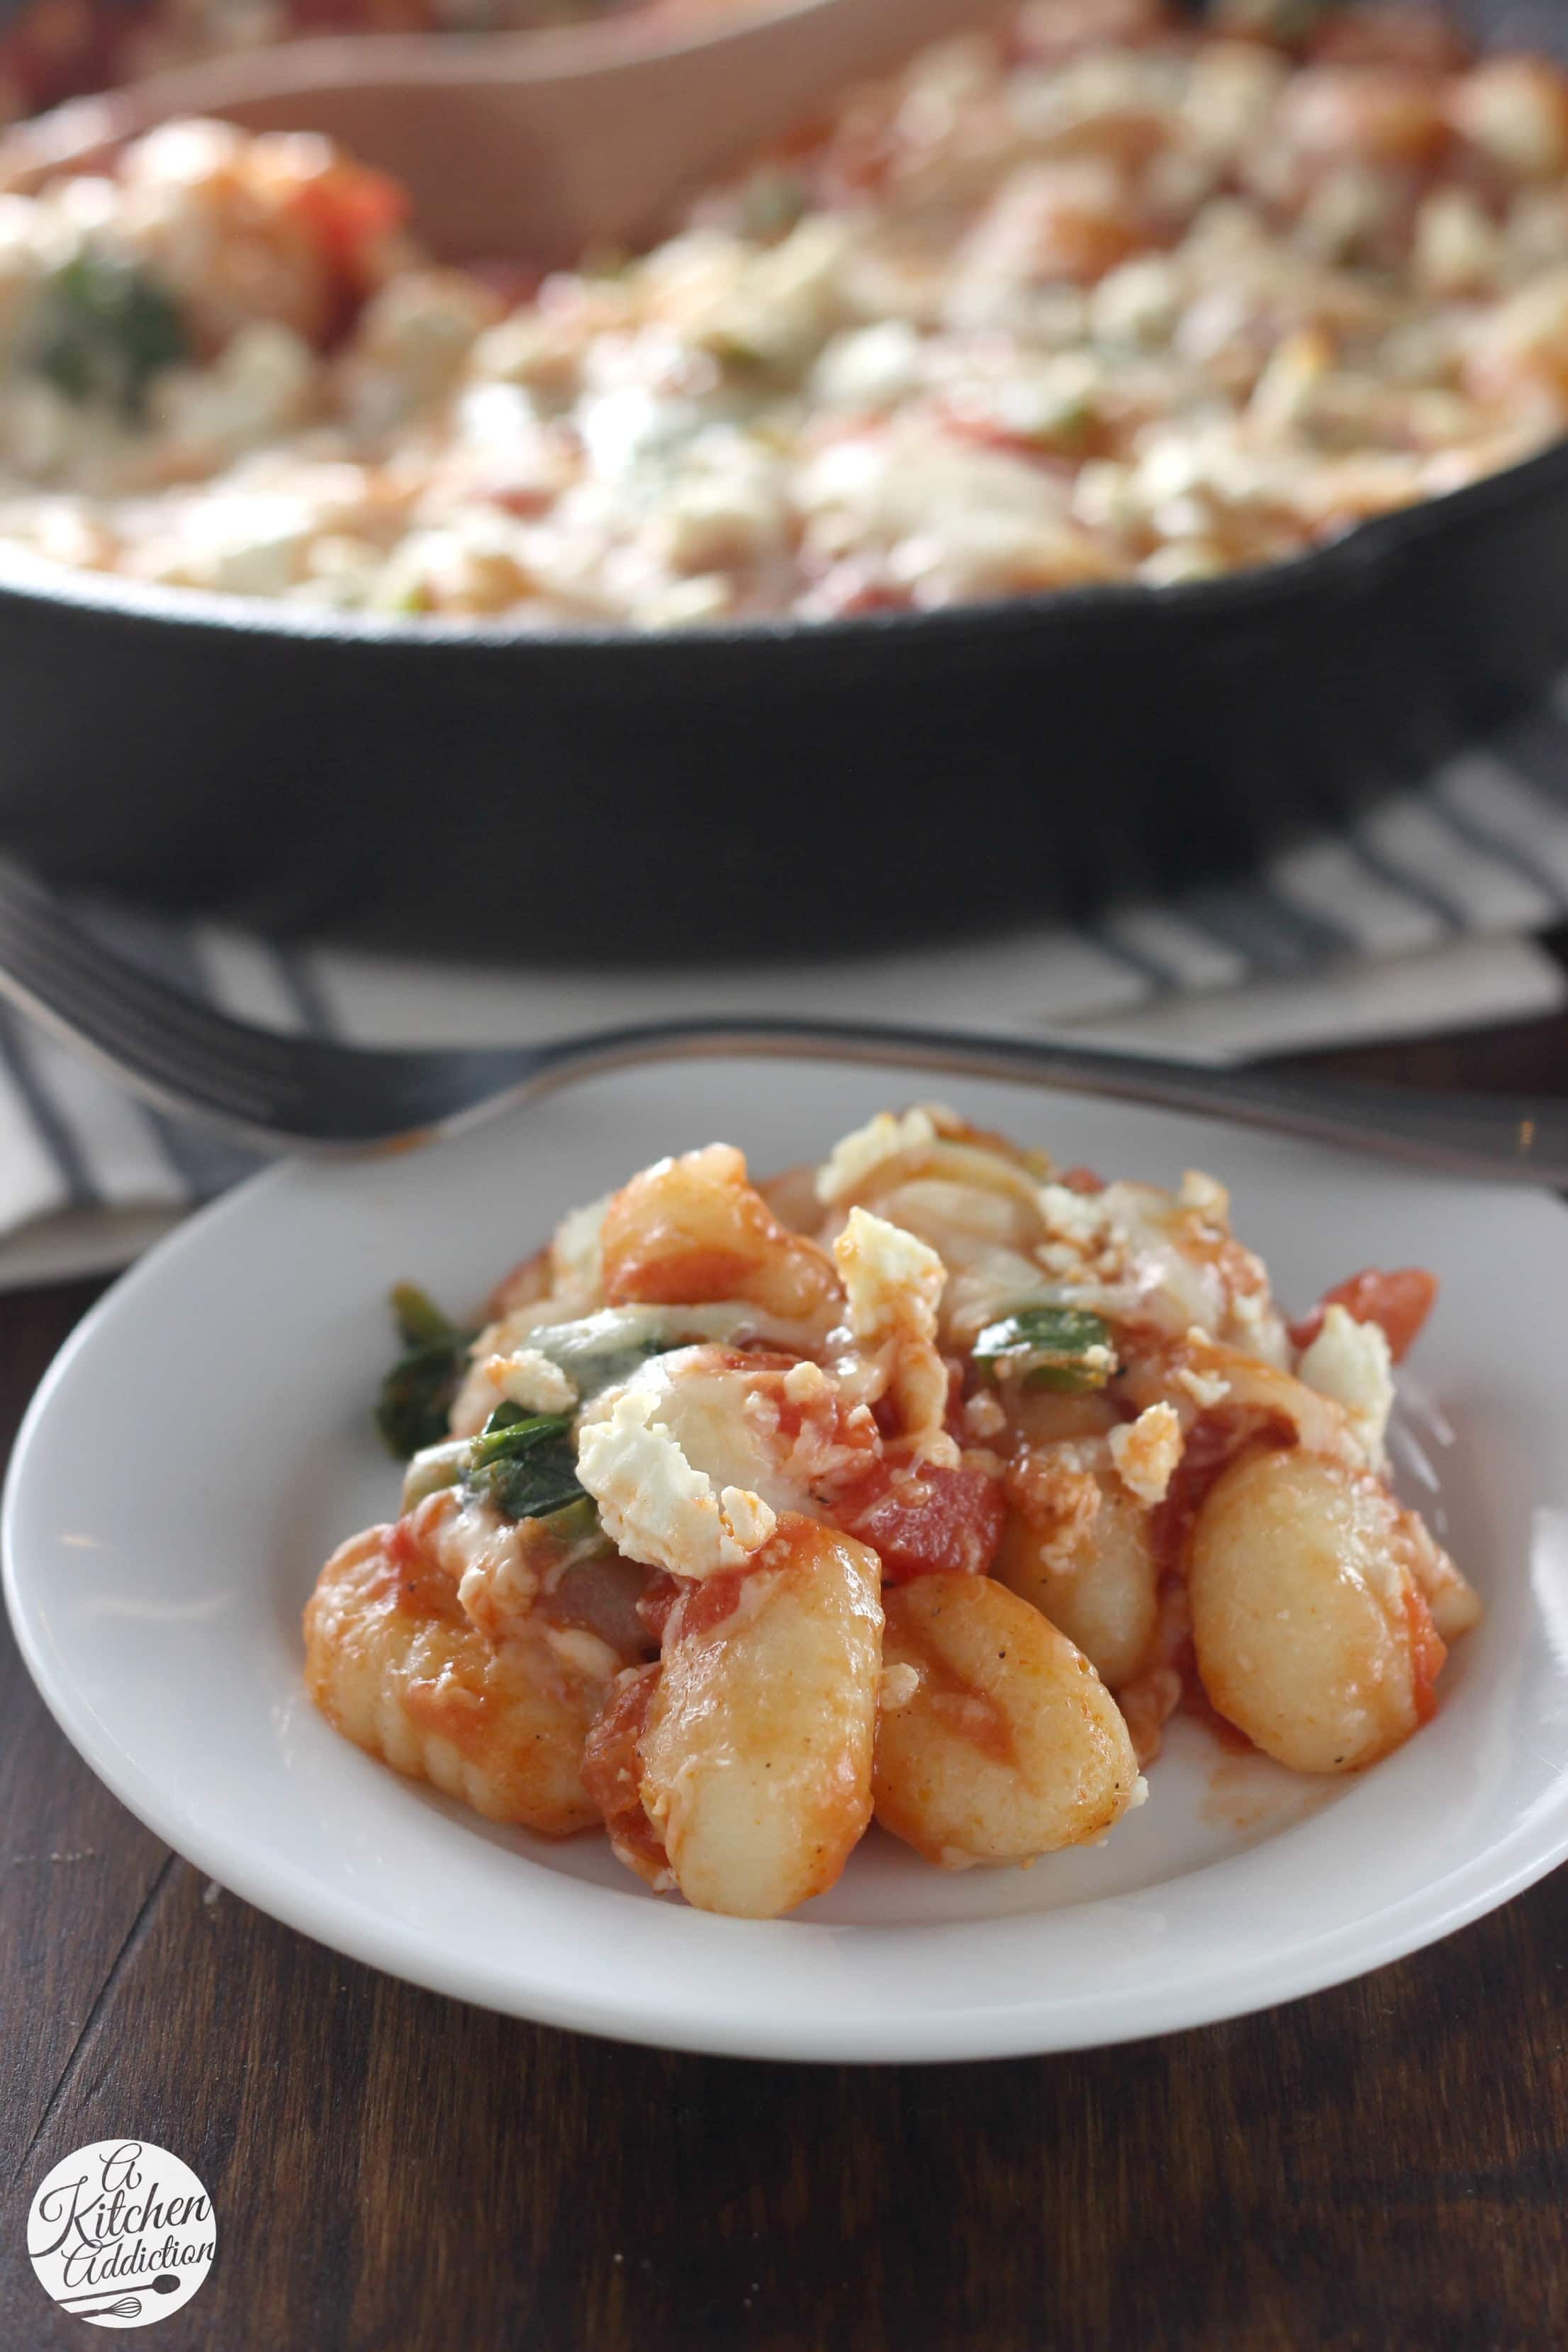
[
  {"left": 580, "top": 1662, "right": 668, "bottom": 1886},
  {"left": 833, "top": 1462, "right": 1005, "bottom": 1584},
  {"left": 289, "top": 162, "right": 408, "bottom": 279},
  {"left": 663, "top": 1567, "right": 751, "bottom": 1645},
  {"left": 635, "top": 1562, "right": 764, "bottom": 1647},
  {"left": 1290, "top": 1267, "right": 1438, "bottom": 1363},
  {"left": 386, "top": 1515, "right": 422, "bottom": 1572},
  {"left": 636, "top": 1570, "right": 683, "bottom": 1647}
]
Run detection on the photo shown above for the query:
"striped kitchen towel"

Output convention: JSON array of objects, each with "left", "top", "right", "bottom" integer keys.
[{"left": 3, "top": 717, "right": 1568, "bottom": 1288}]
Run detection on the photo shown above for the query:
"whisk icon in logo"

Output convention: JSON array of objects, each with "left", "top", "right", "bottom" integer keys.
[{"left": 28, "top": 2141, "right": 215, "bottom": 2329}]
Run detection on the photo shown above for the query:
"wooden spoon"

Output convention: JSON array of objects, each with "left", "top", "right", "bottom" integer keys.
[{"left": 0, "top": 0, "right": 1009, "bottom": 262}]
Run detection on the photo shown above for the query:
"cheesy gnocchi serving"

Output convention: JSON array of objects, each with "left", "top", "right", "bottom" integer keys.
[
  {"left": 303, "top": 1107, "right": 1480, "bottom": 1918},
  {"left": 6, "top": 1, "right": 1568, "bottom": 620}
]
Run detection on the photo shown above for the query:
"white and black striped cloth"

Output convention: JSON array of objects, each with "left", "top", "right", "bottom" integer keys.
[{"left": 6, "top": 710, "right": 1568, "bottom": 1286}]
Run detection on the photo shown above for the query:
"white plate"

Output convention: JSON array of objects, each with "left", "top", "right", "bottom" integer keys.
[{"left": 8, "top": 1060, "right": 1568, "bottom": 2062}]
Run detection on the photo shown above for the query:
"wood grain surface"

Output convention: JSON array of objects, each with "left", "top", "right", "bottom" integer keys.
[{"left": 5, "top": 1004, "right": 1568, "bottom": 2352}]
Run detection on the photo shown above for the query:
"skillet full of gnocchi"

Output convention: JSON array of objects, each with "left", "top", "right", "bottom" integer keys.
[{"left": 303, "top": 1106, "right": 1480, "bottom": 1920}]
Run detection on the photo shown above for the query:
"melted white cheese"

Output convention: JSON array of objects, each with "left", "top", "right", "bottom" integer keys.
[{"left": 1297, "top": 1304, "right": 1395, "bottom": 1468}]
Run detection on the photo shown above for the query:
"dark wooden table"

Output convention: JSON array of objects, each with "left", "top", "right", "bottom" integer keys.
[{"left": 6, "top": 993, "right": 1568, "bottom": 2352}]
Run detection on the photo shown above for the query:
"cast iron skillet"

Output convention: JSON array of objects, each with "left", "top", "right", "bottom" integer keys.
[{"left": 2, "top": 0, "right": 1566, "bottom": 961}]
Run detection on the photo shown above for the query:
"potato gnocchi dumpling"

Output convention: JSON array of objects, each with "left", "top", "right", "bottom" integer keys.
[
  {"left": 304, "top": 1102, "right": 1479, "bottom": 1917},
  {"left": 874, "top": 1575, "right": 1143, "bottom": 1868},
  {"left": 1189, "top": 1449, "right": 1450, "bottom": 1774},
  {"left": 303, "top": 1518, "right": 622, "bottom": 1836},
  {"left": 638, "top": 1515, "right": 883, "bottom": 1919}
]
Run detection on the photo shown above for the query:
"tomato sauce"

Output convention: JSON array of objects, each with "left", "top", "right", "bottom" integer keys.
[
  {"left": 1289, "top": 1267, "right": 1438, "bottom": 1362},
  {"left": 581, "top": 1664, "right": 668, "bottom": 1883},
  {"left": 834, "top": 1462, "right": 1006, "bottom": 1583}
]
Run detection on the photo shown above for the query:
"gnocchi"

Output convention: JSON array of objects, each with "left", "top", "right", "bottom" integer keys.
[
  {"left": 994, "top": 1448, "right": 1159, "bottom": 1690},
  {"left": 303, "top": 1518, "right": 620, "bottom": 1835},
  {"left": 303, "top": 1102, "right": 1479, "bottom": 1916},
  {"left": 638, "top": 1515, "right": 883, "bottom": 1918},
  {"left": 874, "top": 1575, "right": 1143, "bottom": 1867},
  {"left": 1189, "top": 1448, "right": 1450, "bottom": 1774}
]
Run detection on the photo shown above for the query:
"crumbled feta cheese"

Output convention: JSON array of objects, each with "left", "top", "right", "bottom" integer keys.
[
  {"left": 716, "top": 1485, "right": 778, "bottom": 1550},
  {"left": 1452, "top": 57, "right": 1568, "bottom": 180},
  {"left": 1107, "top": 1402, "right": 1184, "bottom": 1506},
  {"left": 653, "top": 466, "right": 788, "bottom": 574},
  {"left": 816, "top": 1106, "right": 941, "bottom": 1204},
  {"left": 713, "top": 215, "right": 852, "bottom": 371},
  {"left": 1415, "top": 186, "right": 1504, "bottom": 294},
  {"left": 1091, "top": 255, "right": 1181, "bottom": 346},
  {"left": 1128, "top": 1774, "right": 1150, "bottom": 1810},
  {"left": 1226, "top": 1279, "right": 1291, "bottom": 1368},
  {"left": 1175, "top": 1364, "right": 1231, "bottom": 1409},
  {"left": 1005, "top": 1441, "right": 1104, "bottom": 1567},
  {"left": 478, "top": 1347, "right": 578, "bottom": 1417},
  {"left": 1139, "top": 540, "right": 1226, "bottom": 588},
  {"left": 783, "top": 1360, "right": 830, "bottom": 1404},
  {"left": 633, "top": 574, "right": 734, "bottom": 629},
  {"left": 880, "top": 1661, "right": 922, "bottom": 1712},
  {"left": 152, "top": 321, "right": 316, "bottom": 465},
  {"left": 575, "top": 1387, "right": 778, "bottom": 1577},
  {"left": 1177, "top": 1168, "right": 1230, "bottom": 1223},
  {"left": 145, "top": 491, "right": 317, "bottom": 595},
  {"left": 829, "top": 1206, "right": 957, "bottom": 1466},
  {"left": 1037, "top": 1182, "right": 1109, "bottom": 1249},
  {"left": 551, "top": 1192, "right": 612, "bottom": 1304},
  {"left": 809, "top": 319, "right": 924, "bottom": 409},
  {"left": 963, "top": 1389, "right": 1008, "bottom": 1439},
  {"left": 832, "top": 1206, "right": 946, "bottom": 1343},
  {"left": 796, "top": 411, "right": 1098, "bottom": 571},
  {"left": 1036, "top": 1241, "right": 1082, "bottom": 1276},
  {"left": 1093, "top": 1182, "right": 1219, "bottom": 1327},
  {"left": 1297, "top": 1304, "right": 1394, "bottom": 1467}
]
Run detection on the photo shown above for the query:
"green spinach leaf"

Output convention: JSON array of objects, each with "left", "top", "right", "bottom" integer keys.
[
  {"left": 375, "top": 1284, "right": 474, "bottom": 1460},
  {"left": 971, "top": 1305, "right": 1117, "bottom": 1394},
  {"left": 463, "top": 1404, "right": 586, "bottom": 1523},
  {"left": 33, "top": 248, "right": 191, "bottom": 418}
]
